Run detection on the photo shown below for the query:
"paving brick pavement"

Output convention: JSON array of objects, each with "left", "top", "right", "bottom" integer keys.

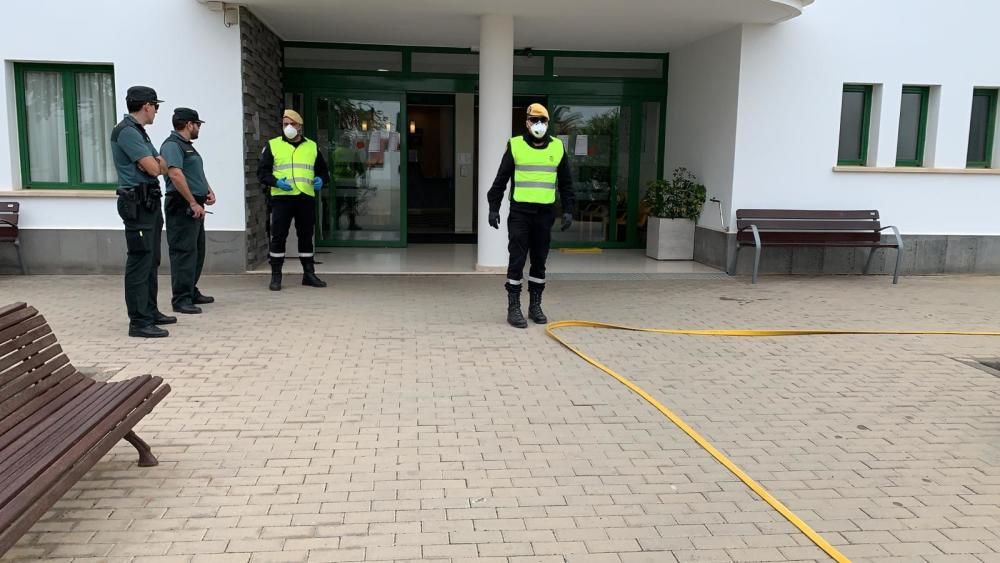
[{"left": 1, "top": 273, "right": 999, "bottom": 563}]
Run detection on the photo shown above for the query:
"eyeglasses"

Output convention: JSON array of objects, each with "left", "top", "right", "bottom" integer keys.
[
  {"left": 528, "top": 116, "right": 548, "bottom": 124},
  {"left": 149, "top": 103, "right": 159, "bottom": 111}
]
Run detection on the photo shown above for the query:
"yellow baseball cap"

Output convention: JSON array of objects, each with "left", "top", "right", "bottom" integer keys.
[
  {"left": 282, "top": 109, "right": 304, "bottom": 125},
  {"left": 526, "top": 103, "right": 549, "bottom": 119}
]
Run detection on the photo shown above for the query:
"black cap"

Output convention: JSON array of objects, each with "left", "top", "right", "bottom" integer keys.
[
  {"left": 172, "top": 107, "right": 204, "bottom": 124},
  {"left": 126, "top": 85, "right": 163, "bottom": 104}
]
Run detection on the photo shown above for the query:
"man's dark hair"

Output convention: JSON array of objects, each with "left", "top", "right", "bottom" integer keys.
[
  {"left": 173, "top": 118, "right": 191, "bottom": 131},
  {"left": 126, "top": 100, "right": 146, "bottom": 113}
]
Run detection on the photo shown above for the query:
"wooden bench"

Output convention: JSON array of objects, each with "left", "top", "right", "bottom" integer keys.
[
  {"left": 0, "top": 302, "right": 170, "bottom": 556},
  {"left": 0, "top": 202, "right": 25, "bottom": 275},
  {"left": 730, "top": 209, "right": 903, "bottom": 284}
]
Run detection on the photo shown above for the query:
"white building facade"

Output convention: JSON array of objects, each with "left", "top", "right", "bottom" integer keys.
[{"left": 1, "top": 0, "right": 998, "bottom": 275}]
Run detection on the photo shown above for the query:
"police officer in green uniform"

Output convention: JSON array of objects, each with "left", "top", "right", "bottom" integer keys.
[
  {"left": 487, "top": 103, "right": 575, "bottom": 328},
  {"left": 161, "top": 107, "right": 216, "bottom": 315},
  {"left": 257, "top": 109, "right": 331, "bottom": 291},
  {"left": 111, "top": 86, "right": 175, "bottom": 338}
]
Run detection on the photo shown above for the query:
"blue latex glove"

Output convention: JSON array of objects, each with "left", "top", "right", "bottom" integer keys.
[
  {"left": 275, "top": 178, "right": 293, "bottom": 191},
  {"left": 312, "top": 177, "right": 324, "bottom": 190}
]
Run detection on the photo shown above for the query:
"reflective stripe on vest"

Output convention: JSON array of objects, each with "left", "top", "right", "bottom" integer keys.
[
  {"left": 510, "top": 136, "right": 563, "bottom": 204},
  {"left": 269, "top": 137, "right": 318, "bottom": 197}
]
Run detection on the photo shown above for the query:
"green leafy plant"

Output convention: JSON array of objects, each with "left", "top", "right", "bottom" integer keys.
[{"left": 642, "top": 167, "right": 707, "bottom": 220}]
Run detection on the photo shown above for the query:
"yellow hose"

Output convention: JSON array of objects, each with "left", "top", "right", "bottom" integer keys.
[{"left": 545, "top": 320, "right": 1000, "bottom": 562}]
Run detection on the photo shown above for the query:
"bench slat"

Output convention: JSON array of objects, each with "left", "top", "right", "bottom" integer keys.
[
  {"left": 0, "top": 382, "right": 169, "bottom": 556},
  {"left": 0, "top": 379, "right": 101, "bottom": 471},
  {"left": 738, "top": 231, "right": 886, "bottom": 245},
  {"left": 0, "top": 379, "right": 138, "bottom": 493},
  {"left": 0, "top": 371, "right": 85, "bottom": 441},
  {"left": 0, "top": 301, "right": 171, "bottom": 558},
  {"left": 0, "top": 307, "right": 38, "bottom": 336},
  {"left": 737, "top": 219, "right": 880, "bottom": 231},
  {"left": 736, "top": 209, "right": 879, "bottom": 220},
  {"left": 0, "top": 332, "right": 58, "bottom": 376},
  {"left": 0, "top": 376, "right": 156, "bottom": 511},
  {"left": 0, "top": 322, "right": 52, "bottom": 366},
  {"left": 0, "top": 349, "right": 70, "bottom": 404}
]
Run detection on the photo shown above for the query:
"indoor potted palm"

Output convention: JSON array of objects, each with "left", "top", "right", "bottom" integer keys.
[{"left": 643, "top": 167, "right": 707, "bottom": 260}]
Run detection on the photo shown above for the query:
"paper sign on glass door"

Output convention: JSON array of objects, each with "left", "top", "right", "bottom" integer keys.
[{"left": 574, "top": 135, "right": 588, "bottom": 156}]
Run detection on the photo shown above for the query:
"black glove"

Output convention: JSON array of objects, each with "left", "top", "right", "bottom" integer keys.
[
  {"left": 560, "top": 212, "right": 573, "bottom": 231},
  {"left": 488, "top": 211, "right": 501, "bottom": 230}
]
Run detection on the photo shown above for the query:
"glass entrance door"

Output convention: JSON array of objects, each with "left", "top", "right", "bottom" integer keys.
[
  {"left": 314, "top": 94, "right": 405, "bottom": 246},
  {"left": 548, "top": 101, "right": 632, "bottom": 246}
]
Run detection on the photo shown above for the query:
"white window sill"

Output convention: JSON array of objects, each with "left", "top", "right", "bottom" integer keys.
[
  {"left": 833, "top": 166, "right": 1000, "bottom": 175},
  {"left": 0, "top": 189, "right": 117, "bottom": 198}
]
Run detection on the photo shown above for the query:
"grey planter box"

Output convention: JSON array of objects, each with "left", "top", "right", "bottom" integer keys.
[{"left": 646, "top": 217, "right": 696, "bottom": 260}]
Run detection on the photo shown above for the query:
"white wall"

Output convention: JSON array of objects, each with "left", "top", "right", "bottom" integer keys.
[
  {"left": 0, "top": 0, "right": 246, "bottom": 231},
  {"left": 664, "top": 26, "right": 743, "bottom": 231},
  {"left": 732, "top": 0, "right": 1000, "bottom": 235}
]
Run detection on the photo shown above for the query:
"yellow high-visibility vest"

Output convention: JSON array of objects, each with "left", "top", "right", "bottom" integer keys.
[
  {"left": 510, "top": 136, "right": 563, "bottom": 204},
  {"left": 269, "top": 137, "right": 318, "bottom": 197}
]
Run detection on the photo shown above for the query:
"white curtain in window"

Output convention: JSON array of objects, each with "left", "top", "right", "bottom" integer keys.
[
  {"left": 25, "top": 71, "right": 68, "bottom": 183},
  {"left": 77, "top": 72, "right": 116, "bottom": 183}
]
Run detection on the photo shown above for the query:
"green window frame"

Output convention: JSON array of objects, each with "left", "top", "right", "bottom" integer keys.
[
  {"left": 967, "top": 88, "right": 998, "bottom": 168},
  {"left": 13, "top": 63, "right": 117, "bottom": 190},
  {"left": 895, "top": 85, "right": 930, "bottom": 167},
  {"left": 837, "top": 84, "right": 873, "bottom": 166}
]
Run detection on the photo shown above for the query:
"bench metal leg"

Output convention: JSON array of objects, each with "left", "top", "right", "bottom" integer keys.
[
  {"left": 727, "top": 246, "right": 740, "bottom": 275},
  {"left": 750, "top": 226, "right": 761, "bottom": 285},
  {"left": 892, "top": 247, "right": 901, "bottom": 285},
  {"left": 124, "top": 430, "right": 159, "bottom": 467},
  {"left": 863, "top": 247, "right": 877, "bottom": 274},
  {"left": 14, "top": 240, "right": 26, "bottom": 275}
]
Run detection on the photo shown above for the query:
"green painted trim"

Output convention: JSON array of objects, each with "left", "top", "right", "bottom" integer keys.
[
  {"left": 13, "top": 63, "right": 115, "bottom": 189},
  {"left": 282, "top": 42, "right": 668, "bottom": 80},
  {"left": 896, "top": 86, "right": 930, "bottom": 168},
  {"left": 283, "top": 41, "right": 666, "bottom": 59},
  {"left": 626, "top": 100, "right": 643, "bottom": 246},
  {"left": 63, "top": 71, "right": 82, "bottom": 185},
  {"left": 13, "top": 65, "right": 30, "bottom": 191},
  {"left": 968, "top": 88, "right": 998, "bottom": 169},
  {"left": 837, "top": 84, "right": 873, "bottom": 167},
  {"left": 308, "top": 91, "right": 408, "bottom": 248}
]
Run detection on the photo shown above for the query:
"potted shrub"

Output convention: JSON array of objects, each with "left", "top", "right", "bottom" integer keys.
[{"left": 642, "top": 168, "right": 707, "bottom": 260}]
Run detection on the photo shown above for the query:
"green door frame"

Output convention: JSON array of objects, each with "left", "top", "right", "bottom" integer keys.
[
  {"left": 308, "top": 89, "right": 408, "bottom": 247},
  {"left": 283, "top": 46, "right": 669, "bottom": 250}
]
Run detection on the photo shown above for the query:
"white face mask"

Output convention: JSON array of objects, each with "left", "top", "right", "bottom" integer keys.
[
  {"left": 283, "top": 124, "right": 299, "bottom": 140},
  {"left": 529, "top": 121, "right": 548, "bottom": 139}
]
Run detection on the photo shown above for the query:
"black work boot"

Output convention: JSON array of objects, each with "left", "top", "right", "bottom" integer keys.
[
  {"left": 269, "top": 258, "right": 283, "bottom": 291},
  {"left": 129, "top": 324, "right": 169, "bottom": 338},
  {"left": 528, "top": 284, "right": 547, "bottom": 324},
  {"left": 301, "top": 257, "right": 327, "bottom": 288},
  {"left": 506, "top": 285, "right": 528, "bottom": 329}
]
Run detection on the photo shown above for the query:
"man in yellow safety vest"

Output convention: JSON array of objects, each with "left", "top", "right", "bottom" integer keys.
[
  {"left": 487, "top": 103, "right": 575, "bottom": 328},
  {"left": 257, "top": 109, "right": 331, "bottom": 291}
]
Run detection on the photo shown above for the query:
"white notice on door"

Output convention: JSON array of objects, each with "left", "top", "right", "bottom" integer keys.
[{"left": 574, "top": 134, "right": 588, "bottom": 156}]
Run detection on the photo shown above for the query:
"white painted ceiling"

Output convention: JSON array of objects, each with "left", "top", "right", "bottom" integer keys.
[{"left": 234, "top": 0, "right": 812, "bottom": 52}]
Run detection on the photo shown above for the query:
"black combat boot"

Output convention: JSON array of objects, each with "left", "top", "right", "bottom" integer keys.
[
  {"left": 506, "top": 285, "right": 528, "bottom": 329},
  {"left": 528, "top": 283, "right": 547, "bottom": 324},
  {"left": 301, "top": 257, "right": 327, "bottom": 288},
  {"left": 269, "top": 258, "right": 283, "bottom": 291}
]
